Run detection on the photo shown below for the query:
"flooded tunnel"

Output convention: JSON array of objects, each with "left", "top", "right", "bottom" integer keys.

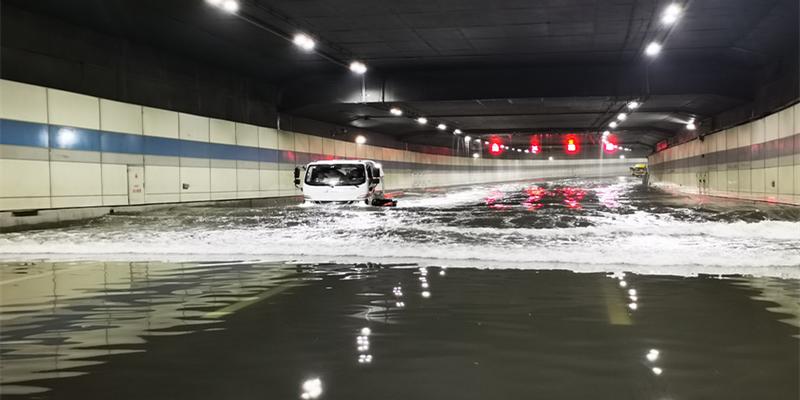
[{"left": 0, "top": 0, "right": 799, "bottom": 399}]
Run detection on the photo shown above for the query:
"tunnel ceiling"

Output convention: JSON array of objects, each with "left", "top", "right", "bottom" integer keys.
[{"left": 4, "top": 0, "right": 798, "bottom": 152}]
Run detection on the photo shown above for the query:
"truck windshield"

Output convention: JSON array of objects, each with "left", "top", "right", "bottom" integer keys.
[{"left": 305, "top": 164, "right": 366, "bottom": 186}]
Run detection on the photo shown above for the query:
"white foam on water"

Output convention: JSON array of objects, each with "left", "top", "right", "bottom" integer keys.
[{"left": 1, "top": 180, "right": 799, "bottom": 278}]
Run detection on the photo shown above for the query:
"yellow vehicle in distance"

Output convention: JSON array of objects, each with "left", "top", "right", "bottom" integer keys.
[{"left": 630, "top": 164, "right": 648, "bottom": 177}]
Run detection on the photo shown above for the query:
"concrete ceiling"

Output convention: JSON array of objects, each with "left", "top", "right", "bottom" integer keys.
[{"left": 4, "top": 0, "right": 798, "bottom": 153}]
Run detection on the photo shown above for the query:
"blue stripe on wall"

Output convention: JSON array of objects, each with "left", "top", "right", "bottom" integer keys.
[
  {"left": 102, "top": 131, "right": 143, "bottom": 154},
  {"left": 143, "top": 136, "right": 182, "bottom": 157},
  {"left": 0, "top": 119, "right": 493, "bottom": 170},
  {"left": 0, "top": 120, "right": 49, "bottom": 147},
  {"left": 181, "top": 140, "right": 210, "bottom": 159}
]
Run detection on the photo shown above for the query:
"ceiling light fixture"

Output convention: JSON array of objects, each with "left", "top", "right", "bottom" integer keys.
[
  {"left": 293, "top": 33, "right": 316, "bottom": 51},
  {"left": 390, "top": 108, "right": 403, "bottom": 116},
  {"left": 416, "top": 117, "right": 428, "bottom": 125},
  {"left": 437, "top": 123, "right": 447, "bottom": 130},
  {"left": 221, "top": 0, "right": 239, "bottom": 13},
  {"left": 349, "top": 61, "right": 367, "bottom": 74},
  {"left": 662, "top": 4, "right": 682, "bottom": 25},
  {"left": 609, "top": 121, "right": 619, "bottom": 128},
  {"left": 617, "top": 113, "right": 627, "bottom": 121},
  {"left": 686, "top": 118, "right": 697, "bottom": 130},
  {"left": 453, "top": 129, "right": 462, "bottom": 135},
  {"left": 354, "top": 135, "right": 366, "bottom": 144},
  {"left": 627, "top": 101, "right": 640, "bottom": 110},
  {"left": 645, "top": 42, "right": 662, "bottom": 57}
]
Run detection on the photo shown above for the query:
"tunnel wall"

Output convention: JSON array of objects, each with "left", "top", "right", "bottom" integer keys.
[
  {"left": 648, "top": 103, "right": 800, "bottom": 205},
  {"left": 0, "top": 79, "right": 639, "bottom": 212}
]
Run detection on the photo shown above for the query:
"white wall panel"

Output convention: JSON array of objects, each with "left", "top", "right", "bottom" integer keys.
[
  {"left": 179, "top": 113, "right": 209, "bottom": 142},
  {"left": 100, "top": 99, "right": 142, "bottom": 135},
  {"left": 258, "top": 127, "right": 278, "bottom": 149},
  {"left": 51, "top": 196, "right": 102, "bottom": 208},
  {"left": 143, "top": 107, "right": 179, "bottom": 138},
  {"left": 294, "top": 133, "right": 310, "bottom": 154},
  {"left": 210, "top": 168, "right": 237, "bottom": 192},
  {"left": 779, "top": 107, "right": 794, "bottom": 138},
  {"left": 144, "top": 165, "right": 179, "bottom": 194},
  {"left": 751, "top": 119, "right": 765, "bottom": 144},
  {"left": 47, "top": 89, "right": 99, "bottom": 129},
  {"left": 210, "top": 119, "right": 236, "bottom": 144},
  {"left": 50, "top": 162, "right": 101, "bottom": 196},
  {"left": 236, "top": 123, "right": 259, "bottom": 147},
  {"left": 237, "top": 168, "right": 259, "bottom": 191},
  {"left": 101, "top": 164, "right": 128, "bottom": 195},
  {"left": 277, "top": 130, "right": 294, "bottom": 151},
  {"left": 180, "top": 166, "right": 211, "bottom": 193},
  {"left": 0, "top": 80, "right": 48, "bottom": 123},
  {"left": 765, "top": 113, "right": 779, "bottom": 141},
  {"left": 1, "top": 159, "right": 50, "bottom": 197}
]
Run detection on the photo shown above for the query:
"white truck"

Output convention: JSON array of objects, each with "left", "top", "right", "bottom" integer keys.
[{"left": 294, "top": 159, "right": 396, "bottom": 206}]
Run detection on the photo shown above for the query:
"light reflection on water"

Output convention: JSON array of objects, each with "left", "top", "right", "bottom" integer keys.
[
  {"left": 0, "top": 263, "right": 798, "bottom": 398},
  {"left": 0, "top": 261, "right": 301, "bottom": 394}
]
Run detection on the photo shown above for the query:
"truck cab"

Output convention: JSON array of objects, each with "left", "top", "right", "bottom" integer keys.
[{"left": 296, "top": 160, "right": 384, "bottom": 204}]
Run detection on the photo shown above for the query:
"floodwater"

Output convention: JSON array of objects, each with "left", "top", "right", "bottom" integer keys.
[
  {"left": 1, "top": 177, "right": 799, "bottom": 277},
  {"left": 0, "top": 177, "right": 799, "bottom": 398},
  {"left": 0, "top": 263, "right": 798, "bottom": 398}
]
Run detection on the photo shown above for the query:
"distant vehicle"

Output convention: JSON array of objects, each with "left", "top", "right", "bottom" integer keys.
[
  {"left": 294, "top": 159, "right": 396, "bottom": 206},
  {"left": 630, "top": 163, "right": 648, "bottom": 177}
]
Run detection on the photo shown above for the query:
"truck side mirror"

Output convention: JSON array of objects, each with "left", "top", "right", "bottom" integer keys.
[{"left": 293, "top": 167, "right": 301, "bottom": 187}]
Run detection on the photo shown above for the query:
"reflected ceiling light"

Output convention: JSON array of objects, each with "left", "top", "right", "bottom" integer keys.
[
  {"left": 464, "top": 135, "right": 472, "bottom": 142},
  {"left": 620, "top": 155, "right": 625, "bottom": 159},
  {"left": 651, "top": 367, "right": 663, "bottom": 376},
  {"left": 619, "top": 280, "right": 628, "bottom": 287},
  {"left": 627, "top": 101, "right": 640, "bottom": 110},
  {"left": 453, "top": 128, "right": 462, "bottom": 135},
  {"left": 686, "top": 118, "right": 697, "bottom": 130},
  {"left": 548, "top": 156, "right": 554, "bottom": 161},
  {"left": 301, "top": 378, "right": 323, "bottom": 400},
  {"left": 416, "top": 117, "right": 428, "bottom": 124},
  {"left": 390, "top": 107, "right": 403, "bottom": 116},
  {"left": 517, "top": 149, "right": 522, "bottom": 152},
  {"left": 609, "top": 121, "right": 618, "bottom": 128},
  {"left": 360, "top": 327, "right": 371, "bottom": 336},
  {"left": 349, "top": 61, "right": 367, "bottom": 74},
  {"left": 354, "top": 135, "right": 366, "bottom": 144},
  {"left": 662, "top": 3, "right": 682, "bottom": 25},
  {"left": 628, "top": 289, "right": 637, "bottom": 296},
  {"left": 293, "top": 33, "right": 316, "bottom": 51},
  {"left": 437, "top": 123, "right": 447, "bottom": 130},
  {"left": 524, "top": 149, "right": 530, "bottom": 153},
  {"left": 421, "top": 291, "right": 431, "bottom": 298},
  {"left": 472, "top": 152, "right": 480, "bottom": 158},
  {"left": 602, "top": 130, "right": 610, "bottom": 137},
  {"left": 474, "top": 138, "right": 481, "bottom": 142},
  {"left": 221, "top": 0, "right": 239, "bottom": 13},
  {"left": 628, "top": 302, "right": 638, "bottom": 310},
  {"left": 617, "top": 113, "right": 628, "bottom": 121},
  {"left": 645, "top": 42, "right": 662, "bottom": 56},
  {"left": 56, "top": 128, "right": 77, "bottom": 147},
  {"left": 646, "top": 349, "right": 660, "bottom": 362}
]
